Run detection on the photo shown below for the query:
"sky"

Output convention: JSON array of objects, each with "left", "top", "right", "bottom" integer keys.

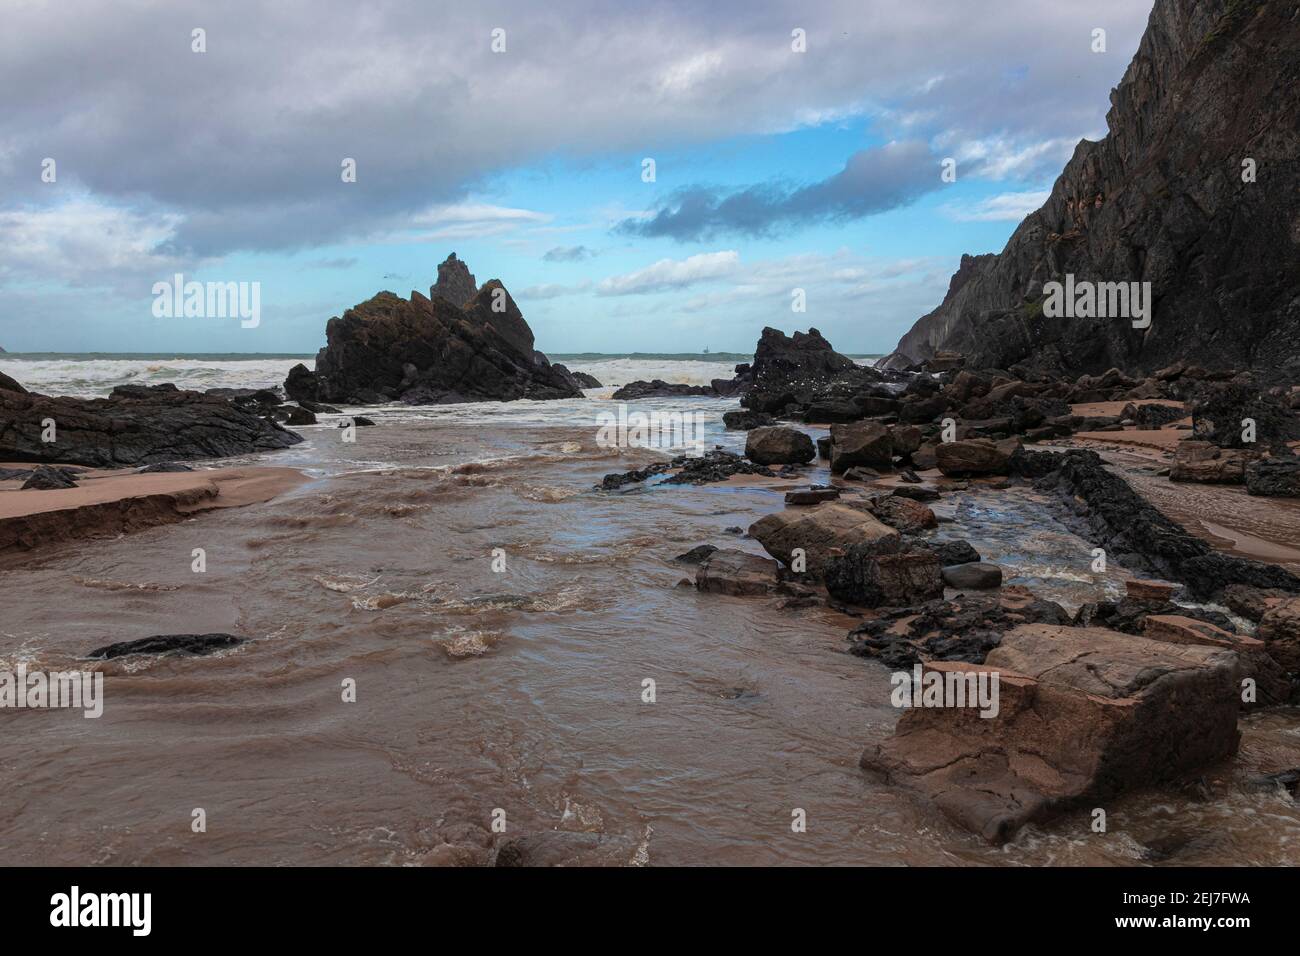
[{"left": 0, "top": 0, "right": 1153, "bottom": 355}]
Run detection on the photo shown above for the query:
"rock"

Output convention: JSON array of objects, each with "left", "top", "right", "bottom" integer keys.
[
  {"left": 1033, "top": 448, "right": 1300, "bottom": 600},
  {"left": 734, "top": 326, "right": 879, "bottom": 414},
  {"left": 805, "top": 398, "right": 868, "bottom": 423},
  {"left": 673, "top": 544, "right": 717, "bottom": 564},
  {"left": 841, "top": 466, "right": 882, "bottom": 482},
  {"left": 695, "top": 549, "right": 781, "bottom": 596},
  {"left": 86, "top": 633, "right": 245, "bottom": 660},
  {"left": 339, "top": 416, "right": 376, "bottom": 427},
  {"left": 881, "top": 0, "right": 1300, "bottom": 380},
  {"left": 493, "top": 831, "right": 640, "bottom": 867},
  {"left": 0, "top": 384, "right": 302, "bottom": 467},
  {"left": 298, "top": 255, "right": 581, "bottom": 405},
  {"left": 550, "top": 364, "right": 602, "bottom": 390},
  {"left": 722, "top": 410, "right": 775, "bottom": 431},
  {"left": 749, "top": 503, "right": 900, "bottom": 577},
  {"left": 889, "top": 425, "right": 923, "bottom": 456},
  {"left": 911, "top": 442, "right": 939, "bottom": 470},
  {"left": 846, "top": 586, "right": 1069, "bottom": 668},
  {"left": 1191, "top": 382, "right": 1300, "bottom": 451},
  {"left": 870, "top": 495, "right": 938, "bottom": 534},
  {"left": 925, "top": 350, "right": 964, "bottom": 372},
  {"left": 299, "top": 400, "right": 341, "bottom": 414},
  {"left": 927, "top": 540, "right": 981, "bottom": 567},
  {"left": 1246, "top": 457, "right": 1300, "bottom": 498},
  {"left": 137, "top": 462, "right": 194, "bottom": 473},
  {"left": 861, "top": 625, "right": 1242, "bottom": 844},
  {"left": 935, "top": 438, "right": 1020, "bottom": 476},
  {"left": 1222, "top": 584, "right": 1290, "bottom": 622},
  {"left": 1073, "top": 598, "right": 1236, "bottom": 636},
  {"left": 941, "top": 562, "right": 1003, "bottom": 590},
  {"left": 597, "top": 449, "right": 774, "bottom": 490},
  {"left": 0, "top": 371, "right": 28, "bottom": 393},
  {"left": 824, "top": 545, "right": 944, "bottom": 608},
  {"left": 829, "top": 421, "right": 893, "bottom": 474},
  {"left": 784, "top": 487, "right": 839, "bottom": 505},
  {"left": 745, "top": 426, "right": 815, "bottom": 465},
  {"left": 1257, "top": 598, "right": 1300, "bottom": 675},
  {"left": 890, "top": 484, "right": 939, "bottom": 502},
  {"left": 1121, "top": 402, "right": 1186, "bottom": 428},
  {"left": 1170, "top": 440, "right": 1249, "bottom": 484},
  {"left": 276, "top": 404, "right": 318, "bottom": 426},
  {"left": 284, "top": 363, "right": 320, "bottom": 403},
  {"left": 1142, "top": 614, "right": 1290, "bottom": 708},
  {"left": 611, "top": 379, "right": 715, "bottom": 399},
  {"left": 430, "top": 251, "right": 479, "bottom": 307},
  {"left": 20, "top": 465, "right": 79, "bottom": 490},
  {"left": 1124, "top": 578, "right": 1180, "bottom": 602}
]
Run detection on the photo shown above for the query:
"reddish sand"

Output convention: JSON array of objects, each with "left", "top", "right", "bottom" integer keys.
[
  {"left": 1072, "top": 428, "right": 1187, "bottom": 453},
  {"left": 0, "top": 466, "right": 310, "bottom": 556},
  {"left": 1069, "top": 399, "right": 1184, "bottom": 418}
]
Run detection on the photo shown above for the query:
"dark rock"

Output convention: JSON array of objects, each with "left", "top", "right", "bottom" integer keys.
[
  {"left": 596, "top": 450, "right": 774, "bottom": 490},
  {"left": 550, "top": 364, "right": 602, "bottom": 391},
  {"left": 1246, "top": 457, "right": 1300, "bottom": 498},
  {"left": 0, "top": 371, "right": 29, "bottom": 394},
  {"left": 0, "top": 386, "right": 302, "bottom": 467},
  {"left": 829, "top": 421, "right": 893, "bottom": 474},
  {"left": 284, "top": 363, "right": 320, "bottom": 403},
  {"left": 611, "top": 379, "right": 715, "bottom": 399},
  {"left": 745, "top": 426, "right": 815, "bottom": 465},
  {"left": 86, "top": 633, "right": 245, "bottom": 660},
  {"left": 935, "top": 438, "right": 1020, "bottom": 476},
  {"left": 673, "top": 544, "right": 718, "bottom": 564},
  {"left": 723, "top": 410, "right": 775, "bottom": 431},
  {"left": 784, "top": 487, "right": 840, "bottom": 505},
  {"left": 825, "top": 545, "right": 944, "bottom": 608},
  {"left": 941, "top": 562, "right": 1003, "bottom": 590},
  {"left": 890, "top": 484, "right": 939, "bottom": 502},
  {"left": 137, "top": 462, "right": 194, "bottom": 473},
  {"left": 299, "top": 399, "right": 342, "bottom": 414},
  {"left": 276, "top": 404, "right": 318, "bottom": 426},
  {"left": 926, "top": 539, "right": 982, "bottom": 566},
  {"left": 21, "top": 465, "right": 79, "bottom": 490},
  {"left": 339, "top": 416, "right": 376, "bottom": 427},
  {"left": 695, "top": 549, "right": 781, "bottom": 596},
  {"left": 299, "top": 255, "right": 582, "bottom": 405}
]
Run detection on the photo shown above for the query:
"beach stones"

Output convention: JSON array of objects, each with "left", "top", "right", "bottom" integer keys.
[
  {"left": 745, "top": 426, "right": 815, "bottom": 465},
  {"left": 935, "top": 438, "right": 1020, "bottom": 477},
  {"left": 694, "top": 549, "right": 781, "bottom": 596},
  {"left": 828, "top": 421, "right": 893, "bottom": 474},
  {"left": 862, "top": 625, "right": 1243, "bottom": 844},
  {"left": 824, "top": 546, "right": 943, "bottom": 608},
  {"left": 749, "top": 502, "right": 900, "bottom": 577},
  {"left": 941, "top": 562, "right": 1003, "bottom": 590}
]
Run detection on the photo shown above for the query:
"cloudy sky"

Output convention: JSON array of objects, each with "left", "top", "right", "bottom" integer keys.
[{"left": 0, "top": 0, "right": 1153, "bottom": 354}]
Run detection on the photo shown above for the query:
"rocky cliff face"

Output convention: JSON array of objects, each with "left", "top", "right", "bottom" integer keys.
[
  {"left": 887, "top": 0, "right": 1300, "bottom": 380},
  {"left": 286, "top": 254, "right": 581, "bottom": 405}
]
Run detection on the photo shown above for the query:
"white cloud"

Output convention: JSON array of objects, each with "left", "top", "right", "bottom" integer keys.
[
  {"left": 597, "top": 251, "right": 741, "bottom": 295},
  {"left": 940, "top": 189, "right": 1050, "bottom": 222}
]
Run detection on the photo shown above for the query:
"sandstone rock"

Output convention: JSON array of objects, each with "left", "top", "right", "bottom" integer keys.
[
  {"left": 1257, "top": 598, "right": 1300, "bottom": 676},
  {"left": 784, "top": 487, "right": 839, "bottom": 505},
  {"left": 870, "top": 495, "right": 937, "bottom": 534},
  {"left": 1170, "top": 440, "right": 1249, "bottom": 484},
  {"left": 1222, "top": 584, "right": 1290, "bottom": 622},
  {"left": 941, "top": 562, "right": 1003, "bottom": 590},
  {"left": 749, "top": 503, "right": 900, "bottom": 577},
  {"left": 694, "top": 549, "right": 781, "bottom": 597},
  {"left": 1124, "top": 578, "right": 1180, "bottom": 602},
  {"left": 1142, "top": 615, "right": 1289, "bottom": 708},
  {"left": 829, "top": 421, "right": 893, "bottom": 474},
  {"left": 935, "top": 438, "right": 1020, "bottom": 476},
  {"left": 862, "top": 625, "right": 1242, "bottom": 843},
  {"left": 745, "top": 426, "right": 815, "bottom": 465},
  {"left": 889, "top": 424, "right": 923, "bottom": 456}
]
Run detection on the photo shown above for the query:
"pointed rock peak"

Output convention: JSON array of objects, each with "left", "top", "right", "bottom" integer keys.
[{"left": 430, "top": 252, "right": 478, "bottom": 307}]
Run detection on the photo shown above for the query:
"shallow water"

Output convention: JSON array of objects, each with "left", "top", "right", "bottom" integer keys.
[{"left": 2, "top": 395, "right": 1299, "bottom": 865}]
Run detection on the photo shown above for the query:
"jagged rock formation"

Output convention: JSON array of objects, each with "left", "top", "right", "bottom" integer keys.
[
  {"left": 886, "top": 0, "right": 1300, "bottom": 380},
  {"left": 0, "top": 380, "right": 302, "bottom": 467},
  {"left": 285, "top": 254, "right": 582, "bottom": 405}
]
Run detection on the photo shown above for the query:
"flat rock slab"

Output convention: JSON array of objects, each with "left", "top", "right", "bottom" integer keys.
[
  {"left": 862, "top": 624, "right": 1241, "bottom": 843},
  {"left": 86, "top": 633, "right": 246, "bottom": 660}
]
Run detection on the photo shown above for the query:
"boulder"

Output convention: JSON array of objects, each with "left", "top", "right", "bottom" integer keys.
[
  {"left": 0, "top": 371, "right": 28, "bottom": 394},
  {"left": 829, "top": 421, "right": 893, "bottom": 474},
  {"left": 1170, "top": 440, "right": 1249, "bottom": 484},
  {"left": 722, "top": 410, "right": 775, "bottom": 431},
  {"left": 941, "top": 562, "right": 1003, "bottom": 590},
  {"left": 927, "top": 539, "right": 981, "bottom": 567},
  {"left": 889, "top": 424, "right": 923, "bottom": 457},
  {"left": 1257, "top": 598, "right": 1300, "bottom": 675},
  {"left": 784, "top": 487, "right": 839, "bottom": 505},
  {"left": 935, "top": 438, "right": 1020, "bottom": 477},
  {"left": 694, "top": 549, "right": 781, "bottom": 597},
  {"left": 870, "top": 495, "right": 937, "bottom": 534},
  {"left": 825, "top": 545, "right": 944, "bottom": 608},
  {"left": 20, "top": 465, "right": 79, "bottom": 490},
  {"left": 1143, "top": 614, "right": 1290, "bottom": 708},
  {"left": 1246, "top": 457, "right": 1300, "bottom": 498},
  {"left": 745, "top": 426, "right": 815, "bottom": 465},
  {"left": 861, "top": 625, "right": 1242, "bottom": 843},
  {"left": 749, "top": 503, "right": 900, "bottom": 577},
  {"left": 1124, "top": 578, "right": 1180, "bottom": 602}
]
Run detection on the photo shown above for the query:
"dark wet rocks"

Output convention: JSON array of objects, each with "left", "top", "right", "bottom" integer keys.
[
  {"left": 828, "top": 421, "right": 893, "bottom": 473},
  {"left": 925, "top": 539, "right": 981, "bottom": 567},
  {"left": 695, "top": 549, "right": 783, "bottom": 597},
  {"left": 749, "top": 501, "right": 900, "bottom": 578},
  {"left": 137, "top": 462, "right": 194, "bottom": 473},
  {"left": 723, "top": 409, "right": 775, "bottom": 431},
  {"left": 0, "top": 379, "right": 302, "bottom": 468},
  {"left": 20, "top": 465, "right": 80, "bottom": 490},
  {"left": 597, "top": 449, "right": 780, "bottom": 491},
  {"left": 1245, "top": 456, "right": 1300, "bottom": 498},
  {"left": 824, "top": 545, "right": 944, "bottom": 609},
  {"left": 611, "top": 380, "right": 717, "bottom": 400},
  {"left": 784, "top": 487, "right": 839, "bottom": 505},
  {"left": 86, "top": 633, "right": 245, "bottom": 660},
  {"left": 673, "top": 544, "right": 718, "bottom": 565},
  {"left": 935, "top": 438, "right": 1021, "bottom": 477},
  {"left": 745, "top": 425, "right": 815, "bottom": 465},
  {"left": 846, "top": 586, "right": 1070, "bottom": 669},
  {"left": 286, "top": 254, "right": 582, "bottom": 405},
  {"left": 941, "top": 562, "right": 1003, "bottom": 590}
]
